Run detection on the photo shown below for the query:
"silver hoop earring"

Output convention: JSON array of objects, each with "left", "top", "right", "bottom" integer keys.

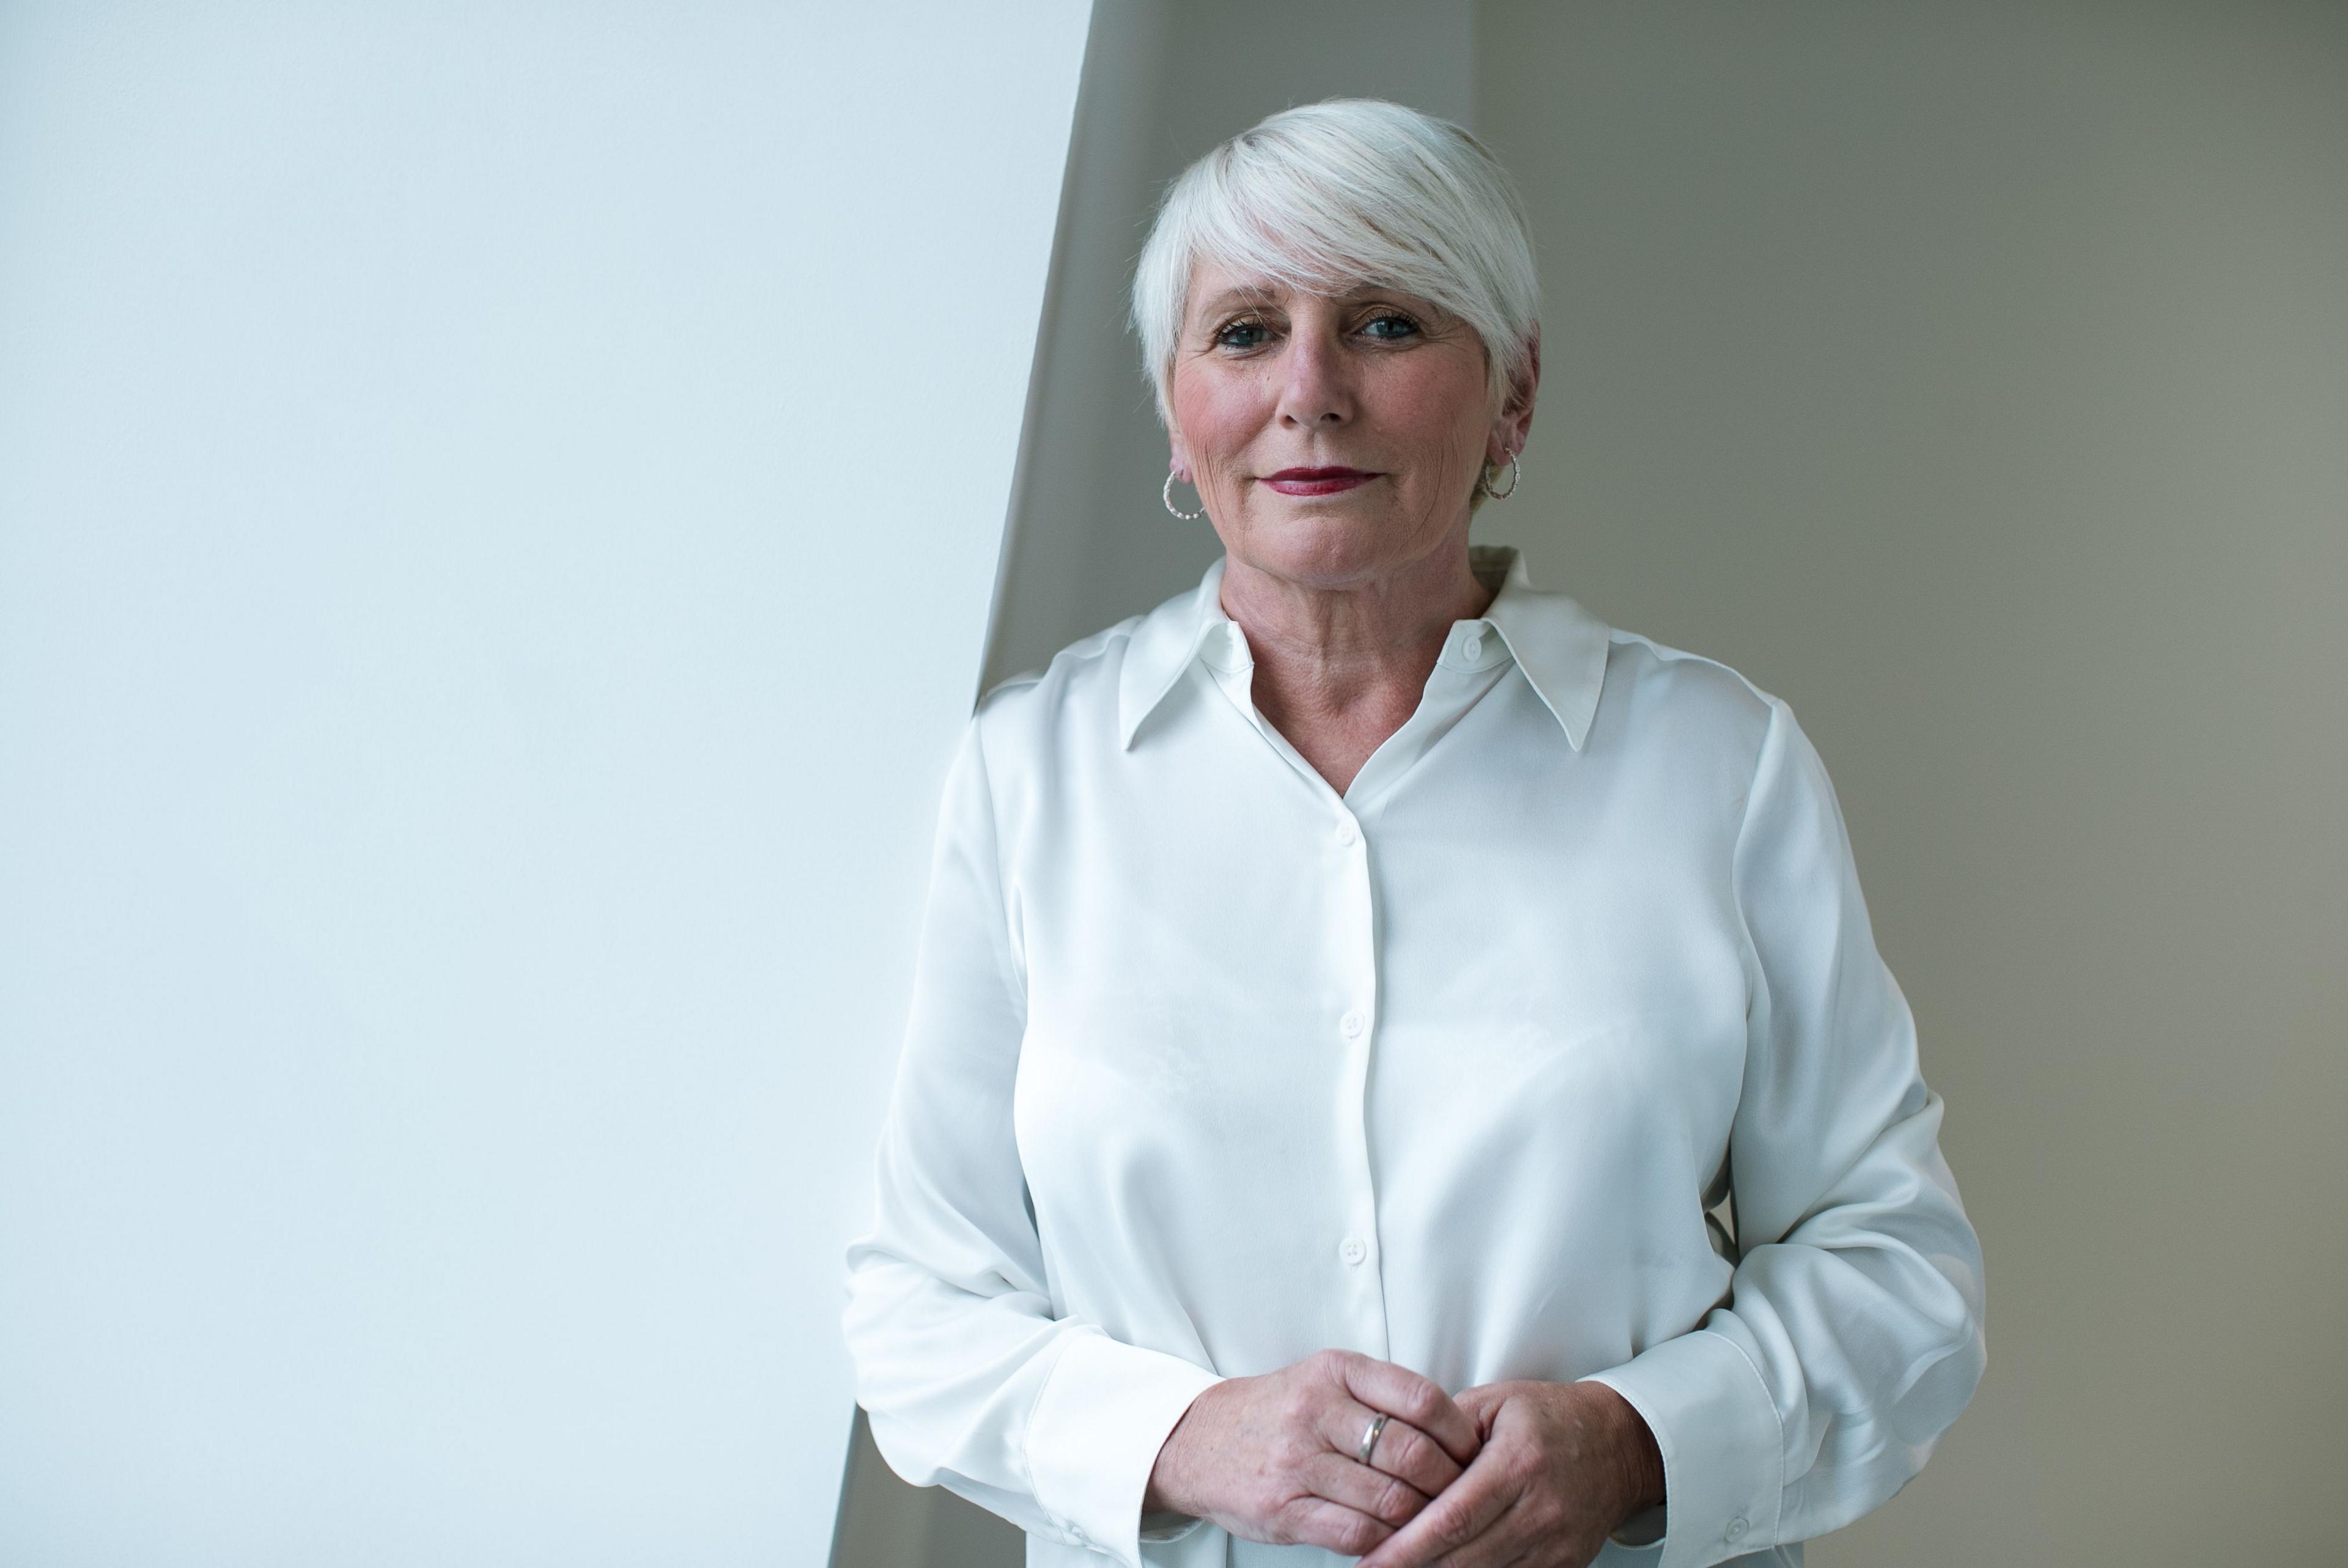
[
  {"left": 1163, "top": 472, "right": 1205, "bottom": 520},
  {"left": 1482, "top": 450, "right": 1521, "bottom": 501}
]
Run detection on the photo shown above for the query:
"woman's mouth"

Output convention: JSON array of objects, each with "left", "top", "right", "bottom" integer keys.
[{"left": 1260, "top": 466, "right": 1379, "bottom": 497}]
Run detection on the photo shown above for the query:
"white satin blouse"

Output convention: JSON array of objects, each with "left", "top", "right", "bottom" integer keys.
[{"left": 840, "top": 545, "right": 1984, "bottom": 1568}]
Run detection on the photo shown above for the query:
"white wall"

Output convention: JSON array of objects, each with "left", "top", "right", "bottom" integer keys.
[{"left": 0, "top": 4, "right": 1088, "bottom": 1564}]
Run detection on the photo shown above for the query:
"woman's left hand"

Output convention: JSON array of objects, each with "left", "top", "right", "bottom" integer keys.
[{"left": 1353, "top": 1379, "right": 1664, "bottom": 1568}]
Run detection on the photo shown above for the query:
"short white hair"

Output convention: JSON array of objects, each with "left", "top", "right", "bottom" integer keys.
[{"left": 1131, "top": 98, "right": 1540, "bottom": 427}]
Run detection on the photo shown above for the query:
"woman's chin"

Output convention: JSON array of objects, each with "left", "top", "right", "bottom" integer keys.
[{"left": 1228, "top": 508, "right": 1443, "bottom": 589}]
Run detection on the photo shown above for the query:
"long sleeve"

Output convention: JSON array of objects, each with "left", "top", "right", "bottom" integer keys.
[
  {"left": 1582, "top": 695, "right": 1987, "bottom": 1568},
  {"left": 840, "top": 713, "right": 1224, "bottom": 1568}
]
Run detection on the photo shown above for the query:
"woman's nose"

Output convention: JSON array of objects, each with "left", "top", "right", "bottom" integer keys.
[{"left": 1274, "top": 332, "right": 1353, "bottom": 429}]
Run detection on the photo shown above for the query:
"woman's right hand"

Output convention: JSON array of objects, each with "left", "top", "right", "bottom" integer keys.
[{"left": 1142, "top": 1349, "right": 1484, "bottom": 1555}]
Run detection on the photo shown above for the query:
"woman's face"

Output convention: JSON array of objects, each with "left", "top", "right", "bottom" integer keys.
[{"left": 1167, "top": 258, "right": 1535, "bottom": 592}]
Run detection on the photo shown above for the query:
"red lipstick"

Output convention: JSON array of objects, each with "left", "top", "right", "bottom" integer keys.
[{"left": 1261, "top": 466, "right": 1378, "bottom": 497}]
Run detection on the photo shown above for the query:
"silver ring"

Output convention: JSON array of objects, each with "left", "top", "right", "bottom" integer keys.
[{"left": 1355, "top": 1412, "right": 1390, "bottom": 1467}]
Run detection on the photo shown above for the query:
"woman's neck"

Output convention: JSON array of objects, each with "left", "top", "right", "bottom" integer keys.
[{"left": 1216, "top": 538, "right": 1497, "bottom": 796}]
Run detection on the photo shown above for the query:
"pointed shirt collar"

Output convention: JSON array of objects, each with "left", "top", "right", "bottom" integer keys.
[{"left": 1117, "top": 544, "right": 1612, "bottom": 751}]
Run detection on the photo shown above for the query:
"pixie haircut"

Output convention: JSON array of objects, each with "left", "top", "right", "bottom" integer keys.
[{"left": 1131, "top": 98, "right": 1540, "bottom": 427}]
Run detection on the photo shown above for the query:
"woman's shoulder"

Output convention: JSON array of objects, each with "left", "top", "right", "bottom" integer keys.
[
  {"left": 1603, "top": 623, "right": 1780, "bottom": 709},
  {"left": 1593, "top": 621, "right": 1788, "bottom": 763},
  {"left": 965, "top": 606, "right": 1165, "bottom": 778}
]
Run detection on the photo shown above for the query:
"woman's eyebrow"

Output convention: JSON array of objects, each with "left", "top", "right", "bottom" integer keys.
[
  {"left": 1191, "top": 286, "right": 1283, "bottom": 317},
  {"left": 1334, "top": 283, "right": 1443, "bottom": 311}
]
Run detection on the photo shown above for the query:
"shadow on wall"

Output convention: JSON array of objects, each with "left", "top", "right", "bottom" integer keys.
[
  {"left": 829, "top": 1408, "right": 1016, "bottom": 1568},
  {"left": 832, "top": 1, "right": 1475, "bottom": 1564}
]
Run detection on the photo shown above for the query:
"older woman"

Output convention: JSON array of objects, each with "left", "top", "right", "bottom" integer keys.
[{"left": 842, "top": 100, "right": 1983, "bottom": 1568}]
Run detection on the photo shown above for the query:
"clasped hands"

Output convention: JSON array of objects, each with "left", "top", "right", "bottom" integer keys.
[{"left": 1143, "top": 1349, "right": 1664, "bottom": 1567}]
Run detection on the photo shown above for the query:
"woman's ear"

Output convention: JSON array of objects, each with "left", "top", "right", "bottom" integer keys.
[
  {"left": 1494, "top": 330, "right": 1541, "bottom": 461},
  {"left": 1167, "top": 429, "right": 1194, "bottom": 485}
]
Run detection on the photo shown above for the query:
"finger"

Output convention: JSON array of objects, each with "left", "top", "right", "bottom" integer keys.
[
  {"left": 1277, "top": 1495, "right": 1400, "bottom": 1559},
  {"left": 1315, "top": 1405, "right": 1466, "bottom": 1501},
  {"left": 1451, "top": 1382, "right": 1510, "bottom": 1441},
  {"left": 1296, "top": 1449, "right": 1434, "bottom": 1529},
  {"left": 1337, "top": 1358, "right": 1482, "bottom": 1466},
  {"left": 1414, "top": 1489, "right": 1535, "bottom": 1568},
  {"left": 1353, "top": 1449, "right": 1519, "bottom": 1568},
  {"left": 1453, "top": 1382, "right": 1504, "bottom": 1419}
]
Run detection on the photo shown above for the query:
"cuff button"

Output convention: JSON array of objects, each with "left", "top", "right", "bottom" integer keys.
[{"left": 1726, "top": 1516, "right": 1749, "bottom": 1542}]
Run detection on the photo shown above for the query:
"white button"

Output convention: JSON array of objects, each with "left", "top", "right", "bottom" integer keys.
[
  {"left": 1340, "top": 1010, "right": 1365, "bottom": 1038},
  {"left": 1726, "top": 1517, "right": 1748, "bottom": 1542},
  {"left": 1340, "top": 1235, "right": 1368, "bottom": 1265},
  {"left": 1335, "top": 820, "right": 1359, "bottom": 847},
  {"left": 1462, "top": 635, "right": 1483, "bottom": 660}
]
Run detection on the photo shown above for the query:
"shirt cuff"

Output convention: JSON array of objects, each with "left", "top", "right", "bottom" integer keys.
[
  {"left": 1581, "top": 1330, "right": 1784, "bottom": 1568},
  {"left": 1025, "top": 1328, "right": 1225, "bottom": 1567}
]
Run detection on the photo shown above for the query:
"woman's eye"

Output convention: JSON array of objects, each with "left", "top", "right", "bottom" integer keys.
[
  {"left": 1362, "top": 314, "right": 1419, "bottom": 341},
  {"left": 1214, "top": 321, "right": 1271, "bottom": 350}
]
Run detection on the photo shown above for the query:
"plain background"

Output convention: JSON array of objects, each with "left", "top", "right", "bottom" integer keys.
[
  {"left": 844, "top": 0, "right": 2348, "bottom": 1564},
  {"left": 0, "top": 2, "right": 1090, "bottom": 1564}
]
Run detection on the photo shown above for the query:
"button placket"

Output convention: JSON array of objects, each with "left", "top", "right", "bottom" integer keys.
[
  {"left": 1336, "top": 811, "right": 1368, "bottom": 1044},
  {"left": 1330, "top": 798, "right": 1389, "bottom": 1359}
]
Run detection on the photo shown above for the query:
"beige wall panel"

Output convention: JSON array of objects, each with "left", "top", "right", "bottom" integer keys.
[{"left": 1477, "top": 2, "right": 2347, "bottom": 1562}]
